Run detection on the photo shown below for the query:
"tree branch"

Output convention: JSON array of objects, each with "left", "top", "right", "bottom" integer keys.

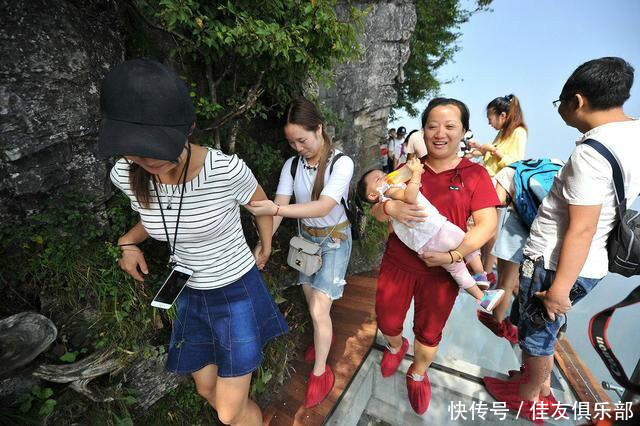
[
  {"left": 227, "top": 119, "right": 241, "bottom": 154},
  {"left": 201, "top": 71, "right": 265, "bottom": 131},
  {"left": 122, "top": 0, "right": 194, "bottom": 47},
  {"left": 205, "top": 61, "right": 217, "bottom": 106}
]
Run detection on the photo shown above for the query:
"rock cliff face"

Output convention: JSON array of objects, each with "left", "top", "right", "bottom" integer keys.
[
  {"left": 0, "top": 0, "right": 124, "bottom": 220},
  {"left": 0, "top": 0, "right": 416, "bottom": 273},
  {"left": 320, "top": 0, "right": 417, "bottom": 272},
  {"left": 322, "top": 1, "right": 416, "bottom": 165}
]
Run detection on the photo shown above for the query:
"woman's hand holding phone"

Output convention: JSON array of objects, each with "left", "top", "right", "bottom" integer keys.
[{"left": 118, "top": 246, "right": 149, "bottom": 282}]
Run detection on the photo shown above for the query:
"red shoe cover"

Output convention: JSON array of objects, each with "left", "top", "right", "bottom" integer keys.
[
  {"left": 477, "top": 310, "right": 503, "bottom": 336},
  {"left": 304, "top": 335, "right": 336, "bottom": 362},
  {"left": 406, "top": 364, "right": 431, "bottom": 415},
  {"left": 502, "top": 319, "right": 519, "bottom": 345},
  {"left": 541, "top": 393, "right": 566, "bottom": 420},
  {"left": 487, "top": 272, "right": 497, "bottom": 287},
  {"left": 542, "top": 393, "right": 558, "bottom": 406},
  {"left": 504, "top": 368, "right": 560, "bottom": 411},
  {"left": 507, "top": 365, "right": 528, "bottom": 382},
  {"left": 380, "top": 337, "right": 409, "bottom": 377},
  {"left": 305, "top": 365, "right": 335, "bottom": 408},
  {"left": 483, "top": 377, "right": 552, "bottom": 425}
]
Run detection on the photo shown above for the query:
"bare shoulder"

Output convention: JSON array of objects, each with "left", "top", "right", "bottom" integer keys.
[
  {"left": 191, "top": 144, "right": 209, "bottom": 158},
  {"left": 184, "top": 144, "right": 210, "bottom": 180}
]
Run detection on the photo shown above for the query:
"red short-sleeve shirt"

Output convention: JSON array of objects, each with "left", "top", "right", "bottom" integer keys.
[{"left": 383, "top": 158, "right": 500, "bottom": 275}]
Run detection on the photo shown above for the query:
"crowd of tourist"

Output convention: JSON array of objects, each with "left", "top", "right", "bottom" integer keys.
[{"left": 99, "top": 56, "right": 637, "bottom": 424}]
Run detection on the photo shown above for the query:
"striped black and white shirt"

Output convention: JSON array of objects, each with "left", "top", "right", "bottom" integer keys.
[{"left": 110, "top": 149, "right": 258, "bottom": 290}]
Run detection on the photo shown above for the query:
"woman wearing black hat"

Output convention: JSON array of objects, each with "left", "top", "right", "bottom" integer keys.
[{"left": 99, "top": 59, "right": 288, "bottom": 425}]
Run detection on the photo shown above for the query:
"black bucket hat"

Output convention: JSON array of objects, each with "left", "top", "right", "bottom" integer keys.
[{"left": 98, "top": 59, "right": 196, "bottom": 161}]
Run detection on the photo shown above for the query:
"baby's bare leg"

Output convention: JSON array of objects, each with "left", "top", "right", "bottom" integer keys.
[
  {"left": 464, "top": 284, "right": 484, "bottom": 301},
  {"left": 467, "top": 255, "right": 484, "bottom": 275}
]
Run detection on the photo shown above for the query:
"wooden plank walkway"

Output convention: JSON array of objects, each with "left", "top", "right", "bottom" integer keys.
[
  {"left": 554, "top": 336, "right": 613, "bottom": 410},
  {"left": 263, "top": 271, "right": 379, "bottom": 426}
]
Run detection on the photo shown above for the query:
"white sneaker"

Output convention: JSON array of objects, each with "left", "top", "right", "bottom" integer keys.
[
  {"left": 478, "top": 289, "right": 505, "bottom": 313},
  {"left": 472, "top": 272, "right": 490, "bottom": 290}
]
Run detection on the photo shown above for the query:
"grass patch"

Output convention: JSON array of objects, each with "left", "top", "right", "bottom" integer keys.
[
  {"left": 0, "top": 188, "right": 310, "bottom": 423},
  {"left": 358, "top": 205, "right": 390, "bottom": 263}
]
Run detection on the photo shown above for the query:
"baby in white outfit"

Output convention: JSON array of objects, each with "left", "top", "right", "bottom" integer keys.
[{"left": 358, "top": 158, "right": 504, "bottom": 312}]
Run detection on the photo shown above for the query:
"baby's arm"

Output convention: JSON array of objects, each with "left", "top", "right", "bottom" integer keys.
[
  {"left": 402, "top": 158, "right": 424, "bottom": 204},
  {"left": 384, "top": 186, "right": 407, "bottom": 202},
  {"left": 383, "top": 158, "right": 424, "bottom": 203},
  {"left": 383, "top": 184, "right": 418, "bottom": 205},
  {"left": 402, "top": 178, "right": 422, "bottom": 204}
]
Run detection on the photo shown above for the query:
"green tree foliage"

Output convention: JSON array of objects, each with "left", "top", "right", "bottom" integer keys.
[
  {"left": 394, "top": 0, "right": 493, "bottom": 117},
  {"left": 126, "top": 0, "right": 365, "bottom": 151}
]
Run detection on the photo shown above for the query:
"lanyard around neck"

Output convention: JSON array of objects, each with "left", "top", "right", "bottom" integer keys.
[{"left": 152, "top": 145, "right": 192, "bottom": 265}]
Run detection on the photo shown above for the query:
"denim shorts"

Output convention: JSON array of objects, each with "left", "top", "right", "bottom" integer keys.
[
  {"left": 492, "top": 207, "right": 528, "bottom": 264},
  {"left": 517, "top": 257, "right": 600, "bottom": 356},
  {"left": 298, "top": 227, "right": 352, "bottom": 300},
  {"left": 166, "top": 265, "right": 289, "bottom": 377}
]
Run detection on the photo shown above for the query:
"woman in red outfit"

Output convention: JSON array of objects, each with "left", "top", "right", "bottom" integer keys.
[{"left": 372, "top": 98, "right": 500, "bottom": 415}]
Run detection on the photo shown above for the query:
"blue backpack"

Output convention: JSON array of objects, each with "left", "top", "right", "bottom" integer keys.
[{"left": 508, "top": 158, "right": 564, "bottom": 228}]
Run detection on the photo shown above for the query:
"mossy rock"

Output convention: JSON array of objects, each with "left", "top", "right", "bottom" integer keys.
[{"left": 0, "top": 312, "right": 57, "bottom": 377}]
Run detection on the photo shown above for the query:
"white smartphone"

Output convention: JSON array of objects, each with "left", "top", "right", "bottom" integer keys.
[{"left": 151, "top": 265, "right": 193, "bottom": 309}]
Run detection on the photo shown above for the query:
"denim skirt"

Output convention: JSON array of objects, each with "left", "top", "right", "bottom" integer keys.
[
  {"left": 491, "top": 207, "right": 528, "bottom": 264},
  {"left": 166, "top": 265, "right": 289, "bottom": 377}
]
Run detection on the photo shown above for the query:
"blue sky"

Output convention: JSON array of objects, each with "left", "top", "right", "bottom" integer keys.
[
  {"left": 390, "top": 0, "right": 640, "bottom": 161},
  {"left": 389, "top": 0, "right": 640, "bottom": 397}
]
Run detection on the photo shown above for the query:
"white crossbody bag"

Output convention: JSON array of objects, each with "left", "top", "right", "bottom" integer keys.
[
  {"left": 287, "top": 220, "right": 338, "bottom": 276},
  {"left": 286, "top": 152, "right": 344, "bottom": 276}
]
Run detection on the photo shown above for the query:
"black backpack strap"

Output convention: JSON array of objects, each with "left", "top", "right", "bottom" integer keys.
[
  {"left": 328, "top": 152, "right": 351, "bottom": 214},
  {"left": 329, "top": 152, "right": 345, "bottom": 174},
  {"left": 582, "top": 139, "right": 627, "bottom": 209},
  {"left": 289, "top": 156, "right": 300, "bottom": 182},
  {"left": 589, "top": 284, "right": 640, "bottom": 393}
]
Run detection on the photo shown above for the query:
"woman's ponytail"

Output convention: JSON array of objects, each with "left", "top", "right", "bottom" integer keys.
[
  {"left": 487, "top": 94, "right": 527, "bottom": 139},
  {"left": 311, "top": 128, "right": 332, "bottom": 201}
]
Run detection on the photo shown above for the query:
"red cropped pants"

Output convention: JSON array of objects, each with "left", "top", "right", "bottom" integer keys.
[{"left": 375, "top": 256, "right": 460, "bottom": 347}]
